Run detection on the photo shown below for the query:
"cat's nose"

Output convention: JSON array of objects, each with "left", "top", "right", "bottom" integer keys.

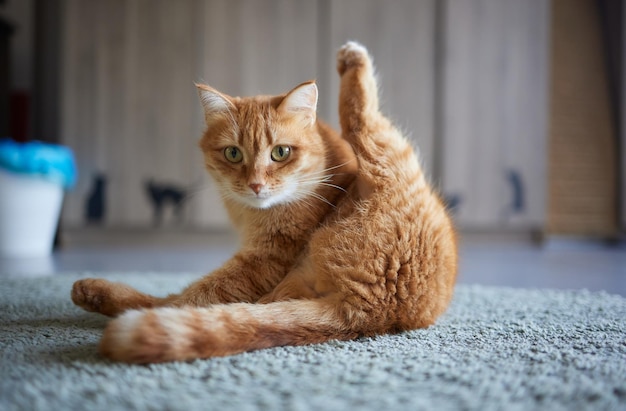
[{"left": 248, "top": 183, "right": 264, "bottom": 194}]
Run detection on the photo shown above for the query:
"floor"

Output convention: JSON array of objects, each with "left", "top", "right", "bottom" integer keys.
[{"left": 1, "top": 228, "right": 625, "bottom": 297}]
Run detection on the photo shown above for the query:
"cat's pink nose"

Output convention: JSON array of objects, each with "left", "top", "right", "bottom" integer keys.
[{"left": 248, "top": 183, "right": 264, "bottom": 194}]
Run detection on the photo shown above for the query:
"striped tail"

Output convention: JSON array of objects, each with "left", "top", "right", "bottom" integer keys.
[{"left": 99, "top": 299, "right": 356, "bottom": 363}]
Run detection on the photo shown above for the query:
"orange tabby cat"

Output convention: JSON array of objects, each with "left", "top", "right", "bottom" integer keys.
[{"left": 71, "top": 42, "right": 457, "bottom": 363}]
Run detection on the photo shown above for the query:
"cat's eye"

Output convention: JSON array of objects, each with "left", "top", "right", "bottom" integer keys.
[
  {"left": 271, "top": 145, "right": 291, "bottom": 162},
  {"left": 224, "top": 146, "right": 243, "bottom": 163}
]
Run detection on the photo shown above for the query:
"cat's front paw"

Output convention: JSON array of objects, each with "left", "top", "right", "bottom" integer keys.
[
  {"left": 71, "top": 278, "right": 124, "bottom": 317},
  {"left": 337, "top": 41, "right": 371, "bottom": 76}
]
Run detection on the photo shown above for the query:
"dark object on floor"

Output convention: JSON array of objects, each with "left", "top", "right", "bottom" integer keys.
[
  {"left": 506, "top": 169, "right": 524, "bottom": 213},
  {"left": 444, "top": 193, "right": 462, "bottom": 214},
  {"left": 85, "top": 173, "right": 106, "bottom": 223},
  {"left": 145, "top": 180, "right": 186, "bottom": 224}
]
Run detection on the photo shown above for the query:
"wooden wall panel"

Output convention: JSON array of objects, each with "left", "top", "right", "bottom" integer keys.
[
  {"left": 324, "top": 0, "right": 437, "bottom": 175},
  {"left": 547, "top": 0, "right": 618, "bottom": 236},
  {"left": 121, "top": 0, "right": 199, "bottom": 226},
  {"left": 61, "top": 0, "right": 202, "bottom": 227},
  {"left": 61, "top": 0, "right": 99, "bottom": 226},
  {"left": 60, "top": 0, "right": 551, "bottom": 232},
  {"left": 198, "top": 0, "right": 319, "bottom": 96},
  {"left": 441, "top": 0, "right": 550, "bottom": 230},
  {"left": 94, "top": 0, "right": 129, "bottom": 225}
]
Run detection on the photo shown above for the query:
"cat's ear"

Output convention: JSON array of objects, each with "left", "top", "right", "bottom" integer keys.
[
  {"left": 278, "top": 81, "right": 318, "bottom": 126},
  {"left": 196, "top": 83, "right": 235, "bottom": 127}
]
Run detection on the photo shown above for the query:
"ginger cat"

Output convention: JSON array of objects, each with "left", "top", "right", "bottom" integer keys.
[{"left": 71, "top": 42, "right": 457, "bottom": 363}]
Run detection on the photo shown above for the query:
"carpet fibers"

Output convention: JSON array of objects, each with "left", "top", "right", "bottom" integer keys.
[{"left": 1, "top": 273, "right": 625, "bottom": 411}]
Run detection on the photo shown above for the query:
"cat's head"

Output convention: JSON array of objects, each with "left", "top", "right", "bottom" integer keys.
[{"left": 197, "top": 81, "right": 329, "bottom": 209}]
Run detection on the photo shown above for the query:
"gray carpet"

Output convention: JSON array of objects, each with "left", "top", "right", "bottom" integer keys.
[{"left": 1, "top": 273, "right": 625, "bottom": 411}]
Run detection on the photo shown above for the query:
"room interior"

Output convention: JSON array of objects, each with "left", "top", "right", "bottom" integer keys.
[
  {"left": 1, "top": 0, "right": 624, "bottom": 294},
  {"left": 0, "top": 1, "right": 625, "bottom": 410}
]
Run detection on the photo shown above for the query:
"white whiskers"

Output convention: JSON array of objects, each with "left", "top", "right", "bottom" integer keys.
[
  {"left": 189, "top": 158, "right": 355, "bottom": 210},
  {"left": 290, "top": 170, "right": 350, "bottom": 208}
]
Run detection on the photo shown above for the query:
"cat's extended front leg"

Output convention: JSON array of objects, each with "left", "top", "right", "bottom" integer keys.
[
  {"left": 71, "top": 252, "right": 290, "bottom": 316},
  {"left": 71, "top": 278, "right": 158, "bottom": 317},
  {"left": 166, "top": 252, "right": 289, "bottom": 307}
]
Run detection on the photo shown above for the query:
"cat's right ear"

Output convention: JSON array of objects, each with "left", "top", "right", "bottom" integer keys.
[
  {"left": 278, "top": 81, "right": 318, "bottom": 127},
  {"left": 196, "top": 83, "right": 235, "bottom": 127}
]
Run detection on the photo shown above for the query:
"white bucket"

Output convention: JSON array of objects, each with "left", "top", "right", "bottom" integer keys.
[{"left": 0, "top": 169, "right": 63, "bottom": 257}]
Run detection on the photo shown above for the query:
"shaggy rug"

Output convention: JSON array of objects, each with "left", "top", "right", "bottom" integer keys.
[{"left": 0, "top": 273, "right": 625, "bottom": 411}]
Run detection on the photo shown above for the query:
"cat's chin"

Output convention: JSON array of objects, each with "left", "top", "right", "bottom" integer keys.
[{"left": 235, "top": 194, "right": 287, "bottom": 210}]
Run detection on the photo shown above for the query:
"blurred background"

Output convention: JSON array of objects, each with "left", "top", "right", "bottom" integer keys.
[{"left": 0, "top": 0, "right": 624, "bottom": 293}]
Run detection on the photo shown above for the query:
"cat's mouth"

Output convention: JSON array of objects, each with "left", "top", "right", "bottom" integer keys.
[
  {"left": 226, "top": 182, "right": 297, "bottom": 210},
  {"left": 240, "top": 183, "right": 302, "bottom": 209},
  {"left": 236, "top": 191, "right": 282, "bottom": 209}
]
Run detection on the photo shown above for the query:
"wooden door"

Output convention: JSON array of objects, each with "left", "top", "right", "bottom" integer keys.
[{"left": 439, "top": 0, "right": 550, "bottom": 231}]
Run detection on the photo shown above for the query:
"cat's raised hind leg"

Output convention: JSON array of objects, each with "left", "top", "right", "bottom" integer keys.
[
  {"left": 337, "top": 42, "right": 378, "bottom": 121},
  {"left": 337, "top": 41, "right": 414, "bottom": 194},
  {"left": 336, "top": 42, "right": 385, "bottom": 149}
]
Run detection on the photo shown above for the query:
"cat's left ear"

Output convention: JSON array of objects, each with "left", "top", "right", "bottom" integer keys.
[{"left": 278, "top": 81, "right": 318, "bottom": 127}]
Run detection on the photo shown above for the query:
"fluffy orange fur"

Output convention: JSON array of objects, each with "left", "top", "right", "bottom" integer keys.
[{"left": 71, "top": 42, "right": 457, "bottom": 363}]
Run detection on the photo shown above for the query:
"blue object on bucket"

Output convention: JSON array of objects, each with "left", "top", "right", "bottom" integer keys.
[{"left": 0, "top": 139, "right": 77, "bottom": 189}]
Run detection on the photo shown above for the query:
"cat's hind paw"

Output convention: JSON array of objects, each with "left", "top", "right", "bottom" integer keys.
[
  {"left": 337, "top": 41, "right": 371, "bottom": 76},
  {"left": 99, "top": 308, "right": 192, "bottom": 363},
  {"left": 99, "top": 309, "right": 163, "bottom": 363}
]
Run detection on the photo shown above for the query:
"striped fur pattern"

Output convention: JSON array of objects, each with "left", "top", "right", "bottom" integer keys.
[{"left": 71, "top": 42, "right": 457, "bottom": 363}]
